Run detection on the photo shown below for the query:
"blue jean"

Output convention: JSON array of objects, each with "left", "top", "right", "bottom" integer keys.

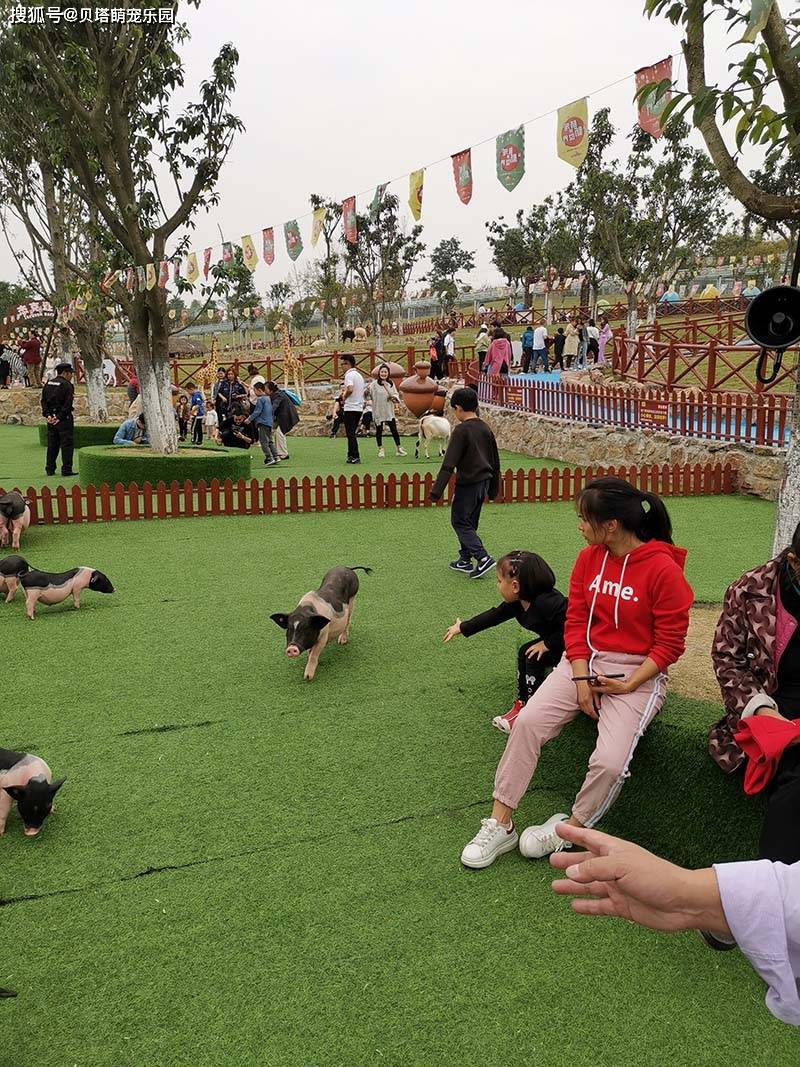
[
  {"left": 451, "top": 478, "right": 490, "bottom": 562},
  {"left": 532, "top": 348, "right": 548, "bottom": 372}
]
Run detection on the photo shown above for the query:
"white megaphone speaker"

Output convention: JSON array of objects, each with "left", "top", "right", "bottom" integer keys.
[{"left": 746, "top": 284, "right": 800, "bottom": 384}]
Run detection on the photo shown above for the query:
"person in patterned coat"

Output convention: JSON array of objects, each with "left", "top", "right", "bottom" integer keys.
[{"left": 709, "top": 521, "right": 800, "bottom": 863}]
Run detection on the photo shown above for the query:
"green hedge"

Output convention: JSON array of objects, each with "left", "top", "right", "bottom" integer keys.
[
  {"left": 38, "top": 422, "right": 118, "bottom": 449},
  {"left": 78, "top": 445, "right": 251, "bottom": 488}
]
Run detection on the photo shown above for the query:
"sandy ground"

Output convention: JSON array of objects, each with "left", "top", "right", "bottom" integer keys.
[{"left": 670, "top": 605, "right": 722, "bottom": 704}]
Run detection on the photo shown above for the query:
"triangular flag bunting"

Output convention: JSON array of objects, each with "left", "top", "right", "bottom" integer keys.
[
  {"left": 284, "top": 220, "right": 303, "bottom": 261},
  {"left": 311, "top": 207, "right": 326, "bottom": 247},
  {"left": 557, "top": 98, "right": 589, "bottom": 167},
  {"left": 343, "top": 197, "right": 357, "bottom": 244},
  {"left": 242, "top": 234, "right": 258, "bottom": 273},
  {"left": 185, "top": 252, "right": 199, "bottom": 284},
  {"left": 635, "top": 58, "right": 673, "bottom": 139},
  {"left": 158, "top": 261, "right": 170, "bottom": 288},
  {"left": 222, "top": 242, "right": 233, "bottom": 264},
  {"left": 741, "top": 0, "right": 774, "bottom": 42},
  {"left": 203, "top": 247, "right": 212, "bottom": 280},
  {"left": 145, "top": 263, "right": 157, "bottom": 291},
  {"left": 136, "top": 266, "right": 146, "bottom": 292},
  {"left": 496, "top": 127, "right": 525, "bottom": 192},
  {"left": 409, "top": 169, "right": 424, "bottom": 221},
  {"left": 451, "top": 149, "right": 473, "bottom": 204},
  {"left": 262, "top": 228, "right": 275, "bottom": 266},
  {"left": 370, "top": 183, "right": 387, "bottom": 218}
]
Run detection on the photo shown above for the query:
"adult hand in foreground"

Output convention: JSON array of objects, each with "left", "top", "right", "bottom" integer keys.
[{"left": 549, "top": 822, "right": 731, "bottom": 937}]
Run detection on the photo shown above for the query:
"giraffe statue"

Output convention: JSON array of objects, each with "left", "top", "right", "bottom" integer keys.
[
  {"left": 196, "top": 334, "right": 219, "bottom": 397},
  {"left": 277, "top": 318, "right": 306, "bottom": 400}
]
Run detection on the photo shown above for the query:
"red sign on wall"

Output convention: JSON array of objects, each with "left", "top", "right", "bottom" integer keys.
[
  {"left": 641, "top": 398, "right": 669, "bottom": 429},
  {"left": 505, "top": 386, "right": 525, "bottom": 408}
]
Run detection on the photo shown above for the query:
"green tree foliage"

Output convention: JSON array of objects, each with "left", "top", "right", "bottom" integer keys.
[
  {"left": 643, "top": 0, "right": 800, "bottom": 223},
  {"left": 341, "top": 194, "right": 424, "bottom": 350},
  {"left": 0, "top": 3, "right": 243, "bottom": 452},
  {"left": 208, "top": 246, "right": 260, "bottom": 333},
  {"left": 427, "top": 237, "right": 476, "bottom": 291},
  {"left": 0, "top": 280, "right": 33, "bottom": 320}
]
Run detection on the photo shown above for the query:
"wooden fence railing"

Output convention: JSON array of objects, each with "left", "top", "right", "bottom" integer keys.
[
  {"left": 81, "top": 346, "right": 476, "bottom": 389},
  {"left": 0, "top": 462, "right": 737, "bottom": 527},
  {"left": 470, "top": 373, "right": 792, "bottom": 449},
  {"left": 612, "top": 336, "right": 798, "bottom": 393}
]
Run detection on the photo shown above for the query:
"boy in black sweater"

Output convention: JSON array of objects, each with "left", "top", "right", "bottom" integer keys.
[{"left": 429, "top": 387, "right": 501, "bottom": 579}]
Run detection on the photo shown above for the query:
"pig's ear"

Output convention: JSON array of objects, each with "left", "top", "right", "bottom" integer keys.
[
  {"left": 270, "top": 612, "right": 289, "bottom": 629},
  {"left": 49, "top": 778, "right": 66, "bottom": 794},
  {"left": 3, "top": 787, "right": 24, "bottom": 801},
  {"left": 307, "top": 614, "right": 329, "bottom": 634}
]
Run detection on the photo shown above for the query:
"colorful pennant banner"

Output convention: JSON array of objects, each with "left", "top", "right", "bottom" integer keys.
[
  {"left": 635, "top": 57, "right": 673, "bottom": 139},
  {"left": 452, "top": 149, "right": 473, "bottom": 204},
  {"left": 343, "top": 196, "right": 357, "bottom": 244},
  {"left": 557, "top": 98, "right": 589, "bottom": 168},
  {"left": 496, "top": 127, "right": 525, "bottom": 192},
  {"left": 408, "top": 168, "right": 424, "bottom": 221},
  {"left": 284, "top": 220, "right": 303, "bottom": 261},
  {"left": 241, "top": 234, "right": 258, "bottom": 272},
  {"left": 262, "top": 227, "right": 275, "bottom": 265},
  {"left": 311, "top": 207, "right": 326, "bottom": 247}
]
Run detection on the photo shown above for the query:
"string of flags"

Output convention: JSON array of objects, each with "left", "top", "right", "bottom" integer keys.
[{"left": 45, "top": 56, "right": 682, "bottom": 322}]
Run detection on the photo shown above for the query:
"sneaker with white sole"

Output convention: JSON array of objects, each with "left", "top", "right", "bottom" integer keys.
[
  {"left": 449, "top": 559, "right": 473, "bottom": 574},
  {"left": 460, "top": 818, "right": 519, "bottom": 869},
  {"left": 518, "top": 813, "right": 570, "bottom": 859},
  {"left": 492, "top": 699, "right": 524, "bottom": 734},
  {"left": 470, "top": 555, "right": 496, "bottom": 579},
  {"left": 396, "top": 447, "right": 407, "bottom": 456},
  {"left": 377, "top": 447, "right": 385, "bottom": 458}
]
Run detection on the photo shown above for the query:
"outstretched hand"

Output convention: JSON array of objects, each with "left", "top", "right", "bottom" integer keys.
[
  {"left": 443, "top": 619, "right": 462, "bottom": 642},
  {"left": 549, "top": 823, "right": 730, "bottom": 937}
]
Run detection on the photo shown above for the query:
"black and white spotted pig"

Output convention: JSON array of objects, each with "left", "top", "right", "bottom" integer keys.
[
  {"left": 0, "top": 748, "right": 65, "bottom": 838},
  {"left": 0, "top": 555, "right": 29, "bottom": 603},
  {"left": 270, "top": 565, "right": 371, "bottom": 681},
  {"left": 0, "top": 492, "right": 30, "bottom": 551},
  {"left": 20, "top": 567, "right": 114, "bottom": 620}
]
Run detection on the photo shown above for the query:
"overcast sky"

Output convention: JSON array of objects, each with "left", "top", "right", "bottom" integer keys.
[{"left": 0, "top": 0, "right": 757, "bottom": 296}]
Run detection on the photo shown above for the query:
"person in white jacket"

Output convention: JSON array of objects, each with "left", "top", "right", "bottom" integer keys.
[{"left": 551, "top": 822, "right": 800, "bottom": 1027}]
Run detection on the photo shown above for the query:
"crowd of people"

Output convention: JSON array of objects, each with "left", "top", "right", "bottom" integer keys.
[
  {"left": 472, "top": 315, "right": 613, "bottom": 376},
  {"left": 118, "top": 362, "right": 301, "bottom": 464}
]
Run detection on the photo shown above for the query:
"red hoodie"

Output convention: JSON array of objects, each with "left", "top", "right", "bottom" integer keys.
[{"left": 564, "top": 540, "right": 694, "bottom": 673}]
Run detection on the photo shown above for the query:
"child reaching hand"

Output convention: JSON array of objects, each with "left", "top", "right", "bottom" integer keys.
[{"left": 444, "top": 550, "right": 567, "bottom": 733}]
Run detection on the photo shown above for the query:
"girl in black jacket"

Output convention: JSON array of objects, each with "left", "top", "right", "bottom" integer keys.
[{"left": 443, "top": 550, "right": 567, "bottom": 734}]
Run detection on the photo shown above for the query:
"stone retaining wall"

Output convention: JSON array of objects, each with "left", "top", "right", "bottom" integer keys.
[
  {"left": 0, "top": 387, "right": 130, "bottom": 424},
  {"left": 471, "top": 405, "right": 784, "bottom": 501}
]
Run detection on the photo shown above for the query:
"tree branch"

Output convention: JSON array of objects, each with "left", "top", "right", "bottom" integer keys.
[{"left": 684, "top": 0, "right": 800, "bottom": 221}]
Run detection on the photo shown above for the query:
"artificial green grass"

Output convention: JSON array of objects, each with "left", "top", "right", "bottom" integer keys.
[
  {"left": 36, "top": 422, "right": 119, "bottom": 449},
  {"left": 3, "top": 495, "right": 794, "bottom": 1065},
  {"left": 0, "top": 424, "right": 566, "bottom": 493}
]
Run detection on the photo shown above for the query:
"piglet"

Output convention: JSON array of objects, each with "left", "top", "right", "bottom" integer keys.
[
  {"left": 0, "top": 492, "right": 30, "bottom": 551},
  {"left": 0, "top": 748, "right": 65, "bottom": 837},
  {"left": 271, "top": 565, "right": 371, "bottom": 681},
  {"left": 0, "top": 555, "right": 29, "bottom": 603},
  {"left": 20, "top": 566, "right": 114, "bottom": 620}
]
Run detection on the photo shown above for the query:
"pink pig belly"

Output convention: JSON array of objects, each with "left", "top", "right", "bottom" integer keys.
[{"left": 37, "top": 585, "right": 73, "bottom": 605}]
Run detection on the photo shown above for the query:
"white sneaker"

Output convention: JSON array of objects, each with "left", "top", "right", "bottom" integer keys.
[
  {"left": 377, "top": 447, "right": 385, "bottom": 458},
  {"left": 460, "top": 818, "right": 518, "bottom": 869},
  {"left": 396, "top": 447, "right": 407, "bottom": 456},
  {"left": 518, "top": 813, "right": 570, "bottom": 859}
]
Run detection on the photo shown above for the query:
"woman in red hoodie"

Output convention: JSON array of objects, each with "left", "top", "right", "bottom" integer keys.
[{"left": 461, "top": 476, "right": 694, "bottom": 869}]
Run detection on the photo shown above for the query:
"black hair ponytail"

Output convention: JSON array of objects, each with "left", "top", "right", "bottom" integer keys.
[{"left": 578, "top": 477, "right": 673, "bottom": 544}]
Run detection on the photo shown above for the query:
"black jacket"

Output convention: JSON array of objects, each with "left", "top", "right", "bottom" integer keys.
[
  {"left": 430, "top": 417, "right": 500, "bottom": 501},
  {"left": 460, "top": 590, "right": 567, "bottom": 654},
  {"left": 270, "top": 389, "right": 299, "bottom": 433},
  {"left": 41, "top": 376, "right": 74, "bottom": 421}
]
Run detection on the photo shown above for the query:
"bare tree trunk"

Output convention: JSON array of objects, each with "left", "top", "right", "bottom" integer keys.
[
  {"left": 626, "top": 291, "right": 639, "bottom": 338},
  {"left": 72, "top": 317, "right": 108, "bottom": 421},
  {"left": 774, "top": 377, "right": 800, "bottom": 555},
  {"left": 129, "top": 308, "right": 178, "bottom": 454}
]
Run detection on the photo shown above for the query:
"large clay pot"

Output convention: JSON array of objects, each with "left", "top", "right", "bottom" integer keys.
[
  {"left": 399, "top": 362, "right": 446, "bottom": 416},
  {"left": 370, "top": 360, "right": 405, "bottom": 387}
]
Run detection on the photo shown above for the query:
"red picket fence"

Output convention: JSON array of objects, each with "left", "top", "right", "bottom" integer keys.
[
  {"left": 0, "top": 462, "right": 737, "bottom": 528},
  {"left": 613, "top": 335, "right": 798, "bottom": 393},
  {"left": 634, "top": 313, "right": 746, "bottom": 346},
  {"left": 471, "top": 373, "right": 793, "bottom": 448},
  {"left": 84, "top": 345, "right": 476, "bottom": 389}
]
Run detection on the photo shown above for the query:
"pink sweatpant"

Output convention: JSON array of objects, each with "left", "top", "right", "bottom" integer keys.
[{"left": 493, "top": 651, "right": 667, "bottom": 826}]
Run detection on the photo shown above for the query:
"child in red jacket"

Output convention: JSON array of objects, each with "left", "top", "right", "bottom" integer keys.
[{"left": 460, "top": 476, "right": 694, "bottom": 870}]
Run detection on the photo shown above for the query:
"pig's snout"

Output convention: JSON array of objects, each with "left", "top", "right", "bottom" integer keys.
[
  {"left": 23, "top": 826, "right": 40, "bottom": 837},
  {"left": 286, "top": 645, "right": 301, "bottom": 658}
]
